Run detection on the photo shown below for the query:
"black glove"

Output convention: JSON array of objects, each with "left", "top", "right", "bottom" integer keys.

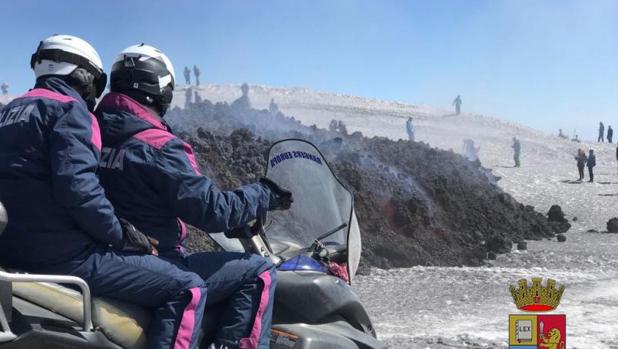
[
  {"left": 225, "top": 219, "right": 261, "bottom": 239},
  {"left": 118, "top": 218, "right": 158, "bottom": 255},
  {"left": 260, "top": 177, "right": 293, "bottom": 210}
]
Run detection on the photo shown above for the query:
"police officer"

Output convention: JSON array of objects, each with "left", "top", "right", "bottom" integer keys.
[{"left": 96, "top": 44, "right": 292, "bottom": 349}]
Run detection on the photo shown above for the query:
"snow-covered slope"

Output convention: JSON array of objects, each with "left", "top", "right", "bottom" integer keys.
[{"left": 179, "top": 84, "right": 618, "bottom": 348}]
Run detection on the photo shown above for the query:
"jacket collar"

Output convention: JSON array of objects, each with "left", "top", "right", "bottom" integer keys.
[
  {"left": 34, "top": 77, "right": 88, "bottom": 109},
  {"left": 97, "top": 92, "right": 168, "bottom": 131}
]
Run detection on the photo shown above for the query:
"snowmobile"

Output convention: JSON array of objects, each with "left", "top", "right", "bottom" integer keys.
[{"left": 0, "top": 138, "right": 384, "bottom": 349}]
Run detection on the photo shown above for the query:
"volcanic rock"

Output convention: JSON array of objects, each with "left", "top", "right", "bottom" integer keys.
[
  {"left": 606, "top": 218, "right": 618, "bottom": 233},
  {"left": 546, "top": 205, "right": 571, "bottom": 234},
  {"left": 165, "top": 97, "right": 557, "bottom": 268},
  {"left": 486, "top": 236, "right": 513, "bottom": 254}
]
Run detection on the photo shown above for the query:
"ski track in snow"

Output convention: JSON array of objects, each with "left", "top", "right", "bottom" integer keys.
[{"left": 177, "top": 85, "right": 618, "bottom": 348}]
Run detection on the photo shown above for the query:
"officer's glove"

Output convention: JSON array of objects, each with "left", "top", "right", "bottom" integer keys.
[
  {"left": 224, "top": 219, "right": 261, "bottom": 239},
  {"left": 259, "top": 177, "right": 293, "bottom": 210},
  {"left": 118, "top": 218, "right": 159, "bottom": 255}
]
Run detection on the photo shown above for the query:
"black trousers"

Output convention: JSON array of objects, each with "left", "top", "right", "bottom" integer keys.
[
  {"left": 578, "top": 166, "right": 585, "bottom": 180},
  {"left": 588, "top": 166, "right": 594, "bottom": 182}
]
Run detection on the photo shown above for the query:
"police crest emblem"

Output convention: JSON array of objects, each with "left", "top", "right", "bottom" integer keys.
[{"left": 508, "top": 278, "right": 566, "bottom": 349}]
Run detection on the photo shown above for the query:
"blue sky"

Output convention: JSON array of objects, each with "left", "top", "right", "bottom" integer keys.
[{"left": 1, "top": 0, "right": 616, "bottom": 138}]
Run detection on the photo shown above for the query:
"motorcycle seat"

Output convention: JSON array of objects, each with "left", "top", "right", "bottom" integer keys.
[{"left": 12, "top": 279, "right": 149, "bottom": 349}]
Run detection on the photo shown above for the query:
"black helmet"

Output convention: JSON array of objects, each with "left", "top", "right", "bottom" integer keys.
[{"left": 110, "top": 44, "right": 175, "bottom": 116}]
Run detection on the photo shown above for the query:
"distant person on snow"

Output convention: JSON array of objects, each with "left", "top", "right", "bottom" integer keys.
[
  {"left": 608, "top": 125, "right": 613, "bottom": 143},
  {"left": 405, "top": 117, "right": 415, "bottom": 141},
  {"left": 269, "top": 98, "right": 280, "bottom": 115},
  {"left": 96, "top": 44, "right": 292, "bottom": 349},
  {"left": 329, "top": 119, "right": 338, "bottom": 132},
  {"left": 194, "top": 90, "right": 202, "bottom": 104},
  {"left": 512, "top": 137, "right": 521, "bottom": 167},
  {"left": 452, "top": 95, "right": 462, "bottom": 115},
  {"left": 338, "top": 120, "right": 348, "bottom": 135},
  {"left": 463, "top": 139, "right": 480, "bottom": 162},
  {"left": 231, "top": 83, "right": 251, "bottom": 109},
  {"left": 575, "top": 149, "right": 587, "bottom": 181},
  {"left": 598, "top": 122, "right": 605, "bottom": 142},
  {"left": 183, "top": 66, "right": 191, "bottom": 85},
  {"left": 587, "top": 149, "right": 596, "bottom": 182},
  {"left": 0, "top": 83, "right": 7, "bottom": 95},
  {"left": 185, "top": 86, "right": 193, "bottom": 108},
  {"left": 193, "top": 64, "right": 201, "bottom": 86},
  {"left": 558, "top": 129, "right": 567, "bottom": 139}
]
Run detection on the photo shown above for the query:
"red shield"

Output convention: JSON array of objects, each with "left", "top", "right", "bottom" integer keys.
[{"left": 537, "top": 314, "right": 566, "bottom": 349}]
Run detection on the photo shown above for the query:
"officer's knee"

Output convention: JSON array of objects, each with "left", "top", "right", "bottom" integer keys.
[
  {"left": 244, "top": 254, "right": 275, "bottom": 279},
  {"left": 174, "top": 270, "right": 205, "bottom": 291}
]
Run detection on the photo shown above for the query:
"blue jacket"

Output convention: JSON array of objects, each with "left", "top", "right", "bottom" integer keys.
[
  {"left": 95, "top": 92, "right": 274, "bottom": 258},
  {"left": 587, "top": 154, "right": 596, "bottom": 168},
  {"left": 0, "top": 78, "right": 123, "bottom": 268},
  {"left": 406, "top": 119, "right": 414, "bottom": 134}
]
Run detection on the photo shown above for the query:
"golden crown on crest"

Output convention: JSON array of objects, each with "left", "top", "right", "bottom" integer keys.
[{"left": 509, "top": 277, "right": 565, "bottom": 312}]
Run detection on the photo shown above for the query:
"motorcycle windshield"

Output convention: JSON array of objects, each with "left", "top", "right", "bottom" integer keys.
[{"left": 265, "top": 139, "right": 361, "bottom": 283}]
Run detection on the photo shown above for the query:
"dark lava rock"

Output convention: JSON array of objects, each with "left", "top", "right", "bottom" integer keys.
[
  {"left": 556, "top": 234, "right": 567, "bottom": 242},
  {"left": 550, "top": 221, "right": 571, "bottom": 234},
  {"left": 486, "top": 236, "right": 513, "bottom": 254},
  {"left": 607, "top": 218, "right": 618, "bottom": 233},
  {"left": 547, "top": 205, "right": 571, "bottom": 234},
  {"left": 547, "top": 205, "right": 566, "bottom": 222},
  {"left": 487, "top": 252, "right": 497, "bottom": 260},
  {"left": 572, "top": 217, "right": 578, "bottom": 222},
  {"left": 587, "top": 229, "right": 600, "bottom": 233},
  {"left": 165, "top": 96, "right": 556, "bottom": 268},
  {"left": 517, "top": 241, "right": 528, "bottom": 250}
]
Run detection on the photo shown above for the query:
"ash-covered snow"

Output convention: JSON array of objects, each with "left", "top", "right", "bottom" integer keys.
[{"left": 180, "top": 84, "right": 618, "bottom": 348}]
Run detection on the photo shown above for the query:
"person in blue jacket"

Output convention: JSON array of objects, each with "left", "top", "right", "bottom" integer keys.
[
  {"left": 0, "top": 35, "right": 206, "bottom": 349},
  {"left": 587, "top": 149, "right": 596, "bottom": 182},
  {"left": 405, "top": 117, "right": 415, "bottom": 141},
  {"left": 95, "top": 44, "right": 293, "bottom": 349}
]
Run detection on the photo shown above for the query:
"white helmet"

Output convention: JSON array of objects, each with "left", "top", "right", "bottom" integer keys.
[
  {"left": 30, "top": 34, "right": 107, "bottom": 100},
  {"left": 110, "top": 44, "right": 175, "bottom": 115}
]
